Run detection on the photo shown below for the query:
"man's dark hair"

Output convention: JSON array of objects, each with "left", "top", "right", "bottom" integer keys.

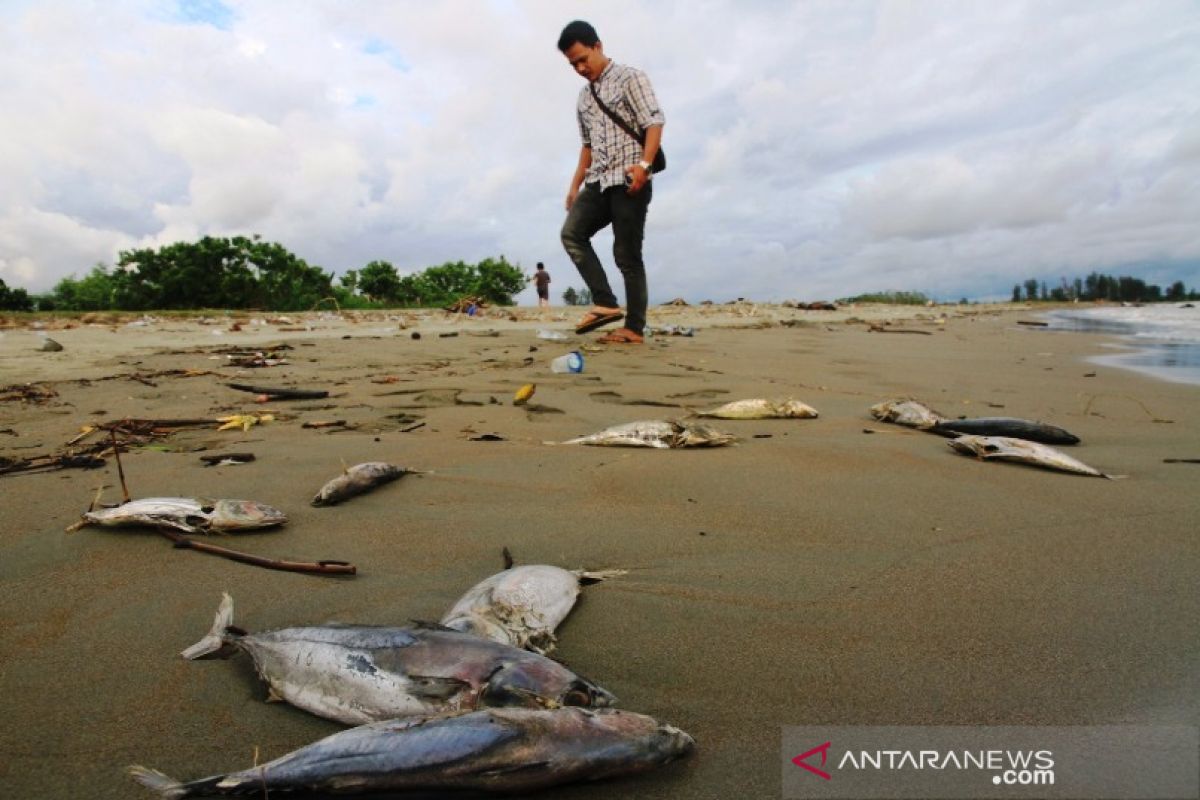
[{"left": 557, "top": 20, "right": 599, "bottom": 52}]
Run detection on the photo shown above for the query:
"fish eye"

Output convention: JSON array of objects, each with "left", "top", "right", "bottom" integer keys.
[
  {"left": 200, "top": 504, "right": 215, "bottom": 514},
  {"left": 561, "top": 680, "right": 593, "bottom": 707}
]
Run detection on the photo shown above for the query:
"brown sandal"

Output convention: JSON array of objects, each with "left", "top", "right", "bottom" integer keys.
[
  {"left": 596, "top": 328, "right": 644, "bottom": 344},
  {"left": 575, "top": 309, "right": 624, "bottom": 334}
]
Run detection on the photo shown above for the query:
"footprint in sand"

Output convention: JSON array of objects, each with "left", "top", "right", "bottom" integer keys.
[
  {"left": 377, "top": 388, "right": 485, "bottom": 407},
  {"left": 665, "top": 389, "right": 730, "bottom": 400},
  {"left": 589, "top": 390, "right": 681, "bottom": 408}
]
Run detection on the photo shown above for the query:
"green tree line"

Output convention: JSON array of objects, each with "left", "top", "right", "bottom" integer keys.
[
  {"left": 839, "top": 291, "right": 930, "bottom": 305},
  {"left": 1012, "top": 272, "right": 1197, "bottom": 303},
  {"left": 344, "top": 256, "right": 525, "bottom": 308},
  {"left": 3, "top": 236, "right": 527, "bottom": 311},
  {"left": 0, "top": 278, "right": 34, "bottom": 311}
]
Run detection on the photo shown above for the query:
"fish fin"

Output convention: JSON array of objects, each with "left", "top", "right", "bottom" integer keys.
[
  {"left": 502, "top": 546, "right": 514, "bottom": 569},
  {"left": 477, "top": 761, "right": 552, "bottom": 779},
  {"left": 526, "top": 632, "right": 558, "bottom": 655},
  {"left": 927, "top": 424, "right": 961, "bottom": 438},
  {"left": 574, "top": 568, "right": 629, "bottom": 585},
  {"left": 407, "top": 674, "right": 472, "bottom": 701},
  {"left": 408, "top": 618, "right": 456, "bottom": 632},
  {"left": 128, "top": 766, "right": 187, "bottom": 799},
  {"left": 265, "top": 686, "right": 284, "bottom": 703},
  {"left": 1104, "top": 473, "right": 1127, "bottom": 481},
  {"left": 180, "top": 593, "right": 235, "bottom": 660}
]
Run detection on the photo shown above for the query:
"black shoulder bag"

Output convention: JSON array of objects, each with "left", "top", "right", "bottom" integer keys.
[{"left": 589, "top": 83, "right": 666, "bottom": 174}]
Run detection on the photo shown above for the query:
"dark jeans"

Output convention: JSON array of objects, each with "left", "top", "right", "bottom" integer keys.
[{"left": 560, "top": 181, "right": 652, "bottom": 335}]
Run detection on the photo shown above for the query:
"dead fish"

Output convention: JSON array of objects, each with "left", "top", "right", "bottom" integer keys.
[
  {"left": 181, "top": 593, "right": 616, "bottom": 726},
  {"left": 311, "top": 462, "right": 410, "bottom": 506},
  {"left": 947, "top": 435, "right": 1114, "bottom": 478},
  {"left": 442, "top": 565, "right": 626, "bottom": 655},
  {"left": 930, "top": 417, "right": 1080, "bottom": 445},
  {"left": 130, "top": 706, "right": 694, "bottom": 798},
  {"left": 869, "top": 399, "right": 946, "bottom": 429},
  {"left": 562, "top": 420, "right": 734, "bottom": 448},
  {"left": 71, "top": 498, "right": 287, "bottom": 534},
  {"left": 697, "top": 398, "right": 818, "bottom": 419}
]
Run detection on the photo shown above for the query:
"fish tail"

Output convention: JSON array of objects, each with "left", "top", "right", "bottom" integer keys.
[
  {"left": 575, "top": 568, "right": 629, "bottom": 585},
  {"left": 180, "top": 592, "right": 235, "bottom": 660},
  {"left": 128, "top": 765, "right": 188, "bottom": 799}
]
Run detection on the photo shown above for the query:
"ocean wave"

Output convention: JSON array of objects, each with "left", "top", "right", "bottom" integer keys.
[{"left": 1043, "top": 304, "right": 1200, "bottom": 344}]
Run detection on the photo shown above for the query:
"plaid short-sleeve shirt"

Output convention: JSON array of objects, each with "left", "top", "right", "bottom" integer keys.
[{"left": 576, "top": 61, "right": 665, "bottom": 191}]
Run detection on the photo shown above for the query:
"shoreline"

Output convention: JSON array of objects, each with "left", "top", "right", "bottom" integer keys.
[
  {"left": 1034, "top": 305, "right": 1200, "bottom": 387},
  {"left": 1, "top": 302, "right": 1197, "bottom": 799}
]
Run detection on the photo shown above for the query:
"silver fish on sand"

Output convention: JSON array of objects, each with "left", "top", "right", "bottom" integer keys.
[
  {"left": 72, "top": 498, "right": 287, "bottom": 534},
  {"left": 311, "top": 462, "right": 410, "bottom": 506},
  {"left": 930, "top": 417, "right": 1080, "bottom": 445},
  {"left": 442, "top": 564, "right": 626, "bottom": 655},
  {"left": 697, "top": 398, "right": 818, "bottom": 420},
  {"left": 947, "top": 435, "right": 1113, "bottom": 478},
  {"left": 181, "top": 593, "right": 616, "bottom": 726},
  {"left": 869, "top": 399, "right": 946, "bottom": 429},
  {"left": 562, "top": 420, "right": 735, "bottom": 448},
  {"left": 130, "top": 706, "right": 695, "bottom": 798}
]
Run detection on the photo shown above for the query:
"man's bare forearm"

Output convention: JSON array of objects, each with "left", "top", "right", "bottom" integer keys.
[
  {"left": 569, "top": 146, "right": 593, "bottom": 192},
  {"left": 642, "top": 125, "right": 663, "bottom": 165}
]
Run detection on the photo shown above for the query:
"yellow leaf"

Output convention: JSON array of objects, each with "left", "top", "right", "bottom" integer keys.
[{"left": 513, "top": 383, "right": 536, "bottom": 406}]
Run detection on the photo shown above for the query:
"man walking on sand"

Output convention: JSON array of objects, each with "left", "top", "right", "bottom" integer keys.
[
  {"left": 534, "top": 262, "right": 551, "bottom": 308},
  {"left": 558, "top": 20, "right": 664, "bottom": 344}
]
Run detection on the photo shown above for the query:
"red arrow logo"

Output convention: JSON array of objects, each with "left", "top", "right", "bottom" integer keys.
[{"left": 792, "top": 741, "right": 832, "bottom": 780}]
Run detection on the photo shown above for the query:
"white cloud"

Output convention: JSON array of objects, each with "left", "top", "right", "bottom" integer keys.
[{"left": 0, "top": 0, "right": 1197, "bottom": 302}]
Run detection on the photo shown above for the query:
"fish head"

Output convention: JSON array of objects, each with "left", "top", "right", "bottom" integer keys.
[
  {"left": 869, "top": 400, "right": 897, "bottom": 421},
  {"left": 780, "top": 399, "right": 818, "bottom": 418},
  {"left": 872, "top": 399, "right": 941, "bottom": 427},
  {"left": 575, "top": 709, "right": 696, "bottom": 765},
  {"left": 207, "top": 499, "right": 288, "bottom": 531},
  {"left": 947, "top": 435, "right": 1010, "bottom": 458},
  {"left": 676, "top": 423, "right": 735, "bottom": 447},
  {"left": 441, "top": 613, "right": 519, "bottom": 648},
  {"left": 480, "top": 660, "right": 617, "bottom": 710}
]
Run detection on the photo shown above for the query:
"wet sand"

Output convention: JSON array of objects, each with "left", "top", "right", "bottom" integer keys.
[{"left": 1, "top": 302, "right": 1197, "bottom": 799}]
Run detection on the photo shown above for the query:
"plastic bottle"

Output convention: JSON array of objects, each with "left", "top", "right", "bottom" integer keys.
[{"left": 550, "top": 351, "right": 584, "bottom": 373}]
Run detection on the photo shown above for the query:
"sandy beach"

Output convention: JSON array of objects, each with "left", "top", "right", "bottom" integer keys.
[{"left": 1, "top": 301, "right": 1197, "bottom": 799}]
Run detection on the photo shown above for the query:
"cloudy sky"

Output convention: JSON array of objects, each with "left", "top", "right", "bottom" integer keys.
[{"left": 2, "top": 0, "right": 1198, "bottom": 304}]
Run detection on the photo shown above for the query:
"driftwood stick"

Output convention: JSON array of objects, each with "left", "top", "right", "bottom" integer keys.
[
  {"left": 0, "top": 454, "right": 107, "bottom": 477},
  {"left": 96, "top": 418, "right": 214, "bottom": 433},
  {"left": 154, "top": 527, "right": 357, "bottom": 576},
  {"left": 110, "top": 428, "right": 131, "bottom": 503},
  {"left": 199, "top": 453, "right": 256, "bottom": 465},
  {"left": 226, "top": 383, "right": 329, "bottom": 400},
  {"left": 867, "top": 324, "right": 933, "bottom": 335}
]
